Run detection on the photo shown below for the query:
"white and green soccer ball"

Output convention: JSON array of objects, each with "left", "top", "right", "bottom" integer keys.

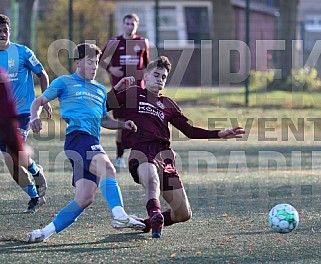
[{"left": 268, "top": 204, "right": 299, "bottom": 234}]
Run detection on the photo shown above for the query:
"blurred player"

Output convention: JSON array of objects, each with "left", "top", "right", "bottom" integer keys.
[
  {"left": 100, "top": 13, "right": 149, "bottom": 169},
  {"left": 107, "top": 56, "right": 245, "bottom": 238},
  {"left": 27, "top": 43, "right": 145, "bottom": 243},
  {"left": 0, "top": 14, "right": 51, "bottom": 213}
]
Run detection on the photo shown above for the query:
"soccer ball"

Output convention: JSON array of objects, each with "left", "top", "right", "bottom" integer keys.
[{"left": 268, "top": 204, "right": 299, "bottom": 234}]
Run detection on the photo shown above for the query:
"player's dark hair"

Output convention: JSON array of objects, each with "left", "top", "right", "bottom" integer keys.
[
  {"left": 123, "top": 13, "right": 139, "bottom": 23},
  {"left": 73, "top": 43, "right": 101, "bottom": 61},
  {"left": 0, "top": 14, "right": 11, "bottom": 28},
  {"left": 146, "top": 56, "right": 172, "bottom": 74}
]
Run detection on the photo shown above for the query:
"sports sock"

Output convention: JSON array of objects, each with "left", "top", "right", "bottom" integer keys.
[
  {"left": 22, "top": 184, "right": 39, "bottom": 198},
  {"left": 42, "top": 222, "right": 56, "bottom": 240},
  {"left": 111, "top": 206, "right": 128, "bottom": 220},
  {"left": 146, "top": 198, "right": 161, "bottom": 217},
  {"left": 99, "top": 178, "right": 125, "bottom": 213},
  {"left": 116, "top": 142, "right": 124, "bottom": 158},
  {"left": 52, "top": 200, "right": 84, "bottom": 233},
  {"left": 162, "top": 209, "right": 175, "bottom": 226},
  {"left": 28, "top": 160, "right": 39, "bottom": 175}
]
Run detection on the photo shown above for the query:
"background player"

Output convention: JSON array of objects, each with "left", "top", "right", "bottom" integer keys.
[
  {"left": 100, "top": 13, "right": 149, "bottom": 169},
  {"left": 27, "top": 43, "right": 145, "bottom": 243},
  {"left": 106, "top": 56, "right": 245, "bottom": 238},
  {"left": 0, "top": 14, "right": 51, "bottom": 213}
]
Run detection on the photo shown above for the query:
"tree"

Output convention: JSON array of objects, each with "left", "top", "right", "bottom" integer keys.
[
  {"left": 37, "top": 0, "right": 115, "bottom": 81},
  {"left": 270, "top": 0, "right": 300, "bottom": 89},
  {"left": 17, "top": 0, "right": 35, "bottom": 47}
]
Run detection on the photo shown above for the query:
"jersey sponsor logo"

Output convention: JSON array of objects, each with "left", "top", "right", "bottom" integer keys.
[
  {"left": 29, "top": 55, "right": 40, "bottom": 67},
  {"left": 8, "top": 58, "right": 15, "bottom": 68},
  {"left": 138, "top": 101, "right": 165, "bottom": 121},
  {"left": 119, "top": 55, "right": 139, "bottom": 65},
  {"left": 7, "top": 72, "right": 18, "bottom": 82},
  {"left": 96, "top": 89, "right": 104, "bottom": 96}
]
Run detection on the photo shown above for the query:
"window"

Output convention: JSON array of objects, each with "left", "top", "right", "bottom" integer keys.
[{"left": 305, "top": 16, "right": 321, "bottom": 32}]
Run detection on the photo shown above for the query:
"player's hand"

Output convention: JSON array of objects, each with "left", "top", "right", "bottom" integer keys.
[
  {"left": 43, "top": 102, "right": 52, "bottom": 119},
  {"left": 30, "top": 117, "right": 42, "bottom": 134},
  {"left": 123, "top": 120, "right": 137, "bottom": 132},
  {"left": 218, "top": 127, "right": 245, "bottom": 139},
  {"left": 109, "top": 66, "right": 124, "bottom": 77},
  {"left": 114, "top": 76, "right": 135, "bottom": 91}
]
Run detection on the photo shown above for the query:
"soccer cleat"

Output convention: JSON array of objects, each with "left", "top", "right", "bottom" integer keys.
[
  {"left": 151, "top": 213, "right": 164, "bottom": 238},
  {"left": 112, "top": 216, "right": 146, "bottom": 230},
  {"left": 115, "top": 157, "right": 126, "bottom": 169},
  {"left": 33, "top": 165, "right": 48, "bottom": 198},
  {"left": 27, "top": 229, "right": 45, "bottom": 243},
  {"left": 130, "top": 215, "right": 151, "bottom": 233},
  {"left": 24, "top": 197, "right": 46, "bottom": 214}
]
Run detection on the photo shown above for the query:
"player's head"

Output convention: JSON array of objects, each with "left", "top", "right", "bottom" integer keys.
[
  {"left": 122, "top": 13, "right": 139, "bottom": 37},
  {"left": 0, "top": 14, "right": 11, "bottom": 49},
  {"left": 144, "top": 56, "right": 172, "bottom": 94},
  {"left": 74, "top": 43, "right": 102, "bottom": 80}
]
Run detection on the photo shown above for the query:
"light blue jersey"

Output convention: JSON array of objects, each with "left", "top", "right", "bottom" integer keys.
[
  {"left": 43, "top": 73, "right": 107, "bottom": 139},
  {"left": 0, "top": 42, "right": 44, "bottom": 114}
]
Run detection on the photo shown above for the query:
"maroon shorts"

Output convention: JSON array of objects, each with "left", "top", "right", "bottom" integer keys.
[{"left": 128, "top": 142, "right": 183, "bottom": 191}]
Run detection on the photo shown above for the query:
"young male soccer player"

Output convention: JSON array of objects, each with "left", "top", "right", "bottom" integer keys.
[
  {"left": 100, "top": 13, "right": 150, "bottom": 169},
  {"left": 106, "top": 56, "right": 245, "bottom": 238},
  {"left": 0, "top": 14, "right": 50, "bottom": 213},
  {"left": 27, "top": 43, "right": 145, "bottom": 243}
]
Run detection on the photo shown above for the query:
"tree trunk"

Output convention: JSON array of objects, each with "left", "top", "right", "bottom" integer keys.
[
  {"left": 276, "top": 0, "right": 299, "bottom": 81},
  {"left": 17, "top": 0, "right": 35, "bottom": 47}
]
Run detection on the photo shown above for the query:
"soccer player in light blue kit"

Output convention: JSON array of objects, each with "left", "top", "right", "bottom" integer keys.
[
  {"left": 27, "top": 43, "right": 145, "bottom": 243},
  {"left": 0, "top": 14, "right": 50, "bottom": 213}
]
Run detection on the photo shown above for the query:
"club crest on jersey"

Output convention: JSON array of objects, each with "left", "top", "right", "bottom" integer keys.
[
  {"left": 156, "top": 101, "right": 165, "bottom": 109},
  {"left": 134, "top": 44, "right": 141, "bottom": 53},
  {"left": 8, "top": 58, "right": 14, "bottom": 68}
]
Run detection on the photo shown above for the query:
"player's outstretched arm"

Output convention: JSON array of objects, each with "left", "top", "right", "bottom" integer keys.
[
  {"left": 101, "top": 115, "right": 137, "bottom": 132},
  {"left": 30, "top": 94, "right": 50, "bottom": 134},
  {"left": 218, "top": 127, "right": 245, "bottom": 139}
]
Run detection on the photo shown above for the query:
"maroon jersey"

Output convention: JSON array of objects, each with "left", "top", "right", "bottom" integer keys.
[
  {"left": 100, "top": 35, "right": 149, "bottom": 87},
  {"left": 0, "top": 68, "right": 23, "bottom": 158},
  {"left": 106, "top": 86, "right": 221, "bottom": 148}
]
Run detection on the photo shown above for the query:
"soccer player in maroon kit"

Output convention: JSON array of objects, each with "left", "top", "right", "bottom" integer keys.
[
  {"left": 100, "top": 13, "right": 149, "bottom": 169},
  {"left": 0, "top": 68, "right": 31, "bottom": 184},
  {"left": 107, "top": 56, "right": 245, "bottom": 238}
]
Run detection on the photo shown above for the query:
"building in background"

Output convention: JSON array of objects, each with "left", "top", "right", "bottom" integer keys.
[
  {"left": 113, "top": 0, "right": 278, "bottom": 86},
  {"left": 298, "top": 0, "right": 321, "bottom": 72}
]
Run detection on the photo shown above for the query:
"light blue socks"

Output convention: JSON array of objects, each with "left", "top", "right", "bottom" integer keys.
[
  {"left": 99, "top": 178, "right": 124, "bottom": 209},
  {"left": 53, "top": 200, "right": 84, "bottom": 233},
  {"left": 22, "top": 184, "right": 38, "bottom": 198}
]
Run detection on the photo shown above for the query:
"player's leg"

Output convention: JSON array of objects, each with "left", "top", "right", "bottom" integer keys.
[
  {"left": 91, "top": 152, "right": 145, "bottom": 230},
  {"left": 0, "top": 122, "right": 45, "bottom": 213},
  {"left": 137, "top": 162, "right": 164, "bottom": 238},
  {"left": 19, "top": 115, "right": 47, "bottom": 197},
  {"left": 27, "top": 178, "right": 96, "bottom": 243}
]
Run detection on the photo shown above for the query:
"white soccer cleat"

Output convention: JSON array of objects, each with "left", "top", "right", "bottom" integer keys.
[
  {"left": 115, "top": 157, "right": 126, "bottom": 168},
  {"left": 27, "top": 229, "right": 46, "bottom": 243},
  {"left": 112, "top": 216, "right": 146, "bottom": 230}
]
